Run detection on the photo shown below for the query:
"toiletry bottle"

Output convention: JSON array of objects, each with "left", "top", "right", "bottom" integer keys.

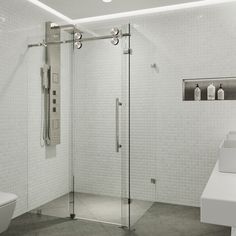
[
  {"left": 194, "top": 84, "right": 201, "bottom": 101},
  {"left": 217, "top": 84, "right": 224, "bottom": 100},
  {"left": 207, "top": 83, "right": 216, "bottom": 100}
]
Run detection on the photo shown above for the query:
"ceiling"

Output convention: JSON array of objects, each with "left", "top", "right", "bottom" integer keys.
[{"left": 39, "top": 0, "right": 203, "bottom": 20}]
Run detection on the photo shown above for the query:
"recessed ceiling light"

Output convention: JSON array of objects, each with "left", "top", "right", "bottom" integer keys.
[{"left": 102, "top": 0, "right": 112, "bottom": 3}]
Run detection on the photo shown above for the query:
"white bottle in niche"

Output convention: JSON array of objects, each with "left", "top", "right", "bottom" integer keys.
[
  {"left": 194, "top": 84, "right": 201, "bottom": 101},
  {"left": 217, "top": 84, "right": 224, "bottom": 100},
  {"left": 207, "top": 83, "right": 216, "bottom": 100}
]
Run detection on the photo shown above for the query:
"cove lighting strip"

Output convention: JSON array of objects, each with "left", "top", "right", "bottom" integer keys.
[
  {"left": 27, "top": 0, "right": 73, "bottom": 23},
  {"left": 73, "top": 0, "right": 236, "bottom": 23},
  {"left": 28, "top": 0, "right": 236, "bottom": 24}
]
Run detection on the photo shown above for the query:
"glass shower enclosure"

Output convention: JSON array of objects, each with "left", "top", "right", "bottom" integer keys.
[{"left": 28, "top": 22, "right": 153, "bottom": 230}]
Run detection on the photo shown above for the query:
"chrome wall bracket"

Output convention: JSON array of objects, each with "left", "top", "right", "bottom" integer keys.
[{"left": 123, "top": 48, "right": 132, "bottom": 55}]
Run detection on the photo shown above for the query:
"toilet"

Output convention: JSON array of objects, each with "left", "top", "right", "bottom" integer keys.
[{"left": 0, "top": 192, "right": 17, "bottom": 234}]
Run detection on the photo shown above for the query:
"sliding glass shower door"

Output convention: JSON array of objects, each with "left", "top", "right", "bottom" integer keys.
[{"left": 71, "top": 25, "right": 131, "bottom": 227}]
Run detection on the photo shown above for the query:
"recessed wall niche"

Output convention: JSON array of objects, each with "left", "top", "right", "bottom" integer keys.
[{"left": 183, "top": 77, "right": 236, "bottom": 101}]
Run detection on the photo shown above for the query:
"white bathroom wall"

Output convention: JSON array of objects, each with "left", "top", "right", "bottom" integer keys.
[
  {"left": 0, "top": 0, "right": 71, "bottom": 217},
  {"left": 74, "top": 1, "right": 236, "bottom": 207},
  {"left": 0, "top": 1, "right": 28, "bottom": 215},
  {"left": 129, "top": 2, "right": 236, "bottom": 206}
]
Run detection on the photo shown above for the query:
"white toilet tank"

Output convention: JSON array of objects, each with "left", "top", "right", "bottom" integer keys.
[{"left": 0, "top": 192, "right": 17, "bottom": 234}]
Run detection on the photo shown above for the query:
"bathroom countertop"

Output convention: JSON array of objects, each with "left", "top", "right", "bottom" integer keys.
[{"left": 201, "top": 161, "right": 236, "bottom": 227}]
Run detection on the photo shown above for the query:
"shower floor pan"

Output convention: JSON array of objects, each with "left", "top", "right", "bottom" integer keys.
[{"left": 31, "top": 192, "right": 153, "bottom": 226}]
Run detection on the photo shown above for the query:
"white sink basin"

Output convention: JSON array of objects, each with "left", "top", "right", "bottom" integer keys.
[
  {"left": 219, "top": 140, "right": 236, "bottom": 173},
  {"left": 201, "top": 161, "right": 236, "bottom": 235}
]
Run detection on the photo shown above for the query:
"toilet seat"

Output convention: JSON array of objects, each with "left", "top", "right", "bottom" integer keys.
[{"left": 0, "top": 192, "right": 17, "bottom": 207}]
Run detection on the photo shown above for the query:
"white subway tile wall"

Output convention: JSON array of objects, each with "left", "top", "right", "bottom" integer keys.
[
  {"left": 0, "top": 0, "right": 71, "bottom": 217},
  {"left": 129, "top": 2, "right": 236, "bottom": 206},
  {"left": 27, "top": 31, "right": 71, "bottom": 210}
]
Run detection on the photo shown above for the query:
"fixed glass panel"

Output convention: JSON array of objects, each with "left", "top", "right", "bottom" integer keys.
[
  {"left": 28, "top": 27, "right": 72, "bottom": 219},
  {"left": 129, "top": 24, "right": 155, "bottom": 230}
]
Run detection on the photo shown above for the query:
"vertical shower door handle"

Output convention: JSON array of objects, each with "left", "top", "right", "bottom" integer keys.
[{"left": 116, "top": 98, "right": 122, "bottom": 152}]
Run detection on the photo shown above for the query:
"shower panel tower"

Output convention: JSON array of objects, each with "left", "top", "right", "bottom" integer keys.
[{"left": 41, "top": 22, "right": 61, "bottom": 145}]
